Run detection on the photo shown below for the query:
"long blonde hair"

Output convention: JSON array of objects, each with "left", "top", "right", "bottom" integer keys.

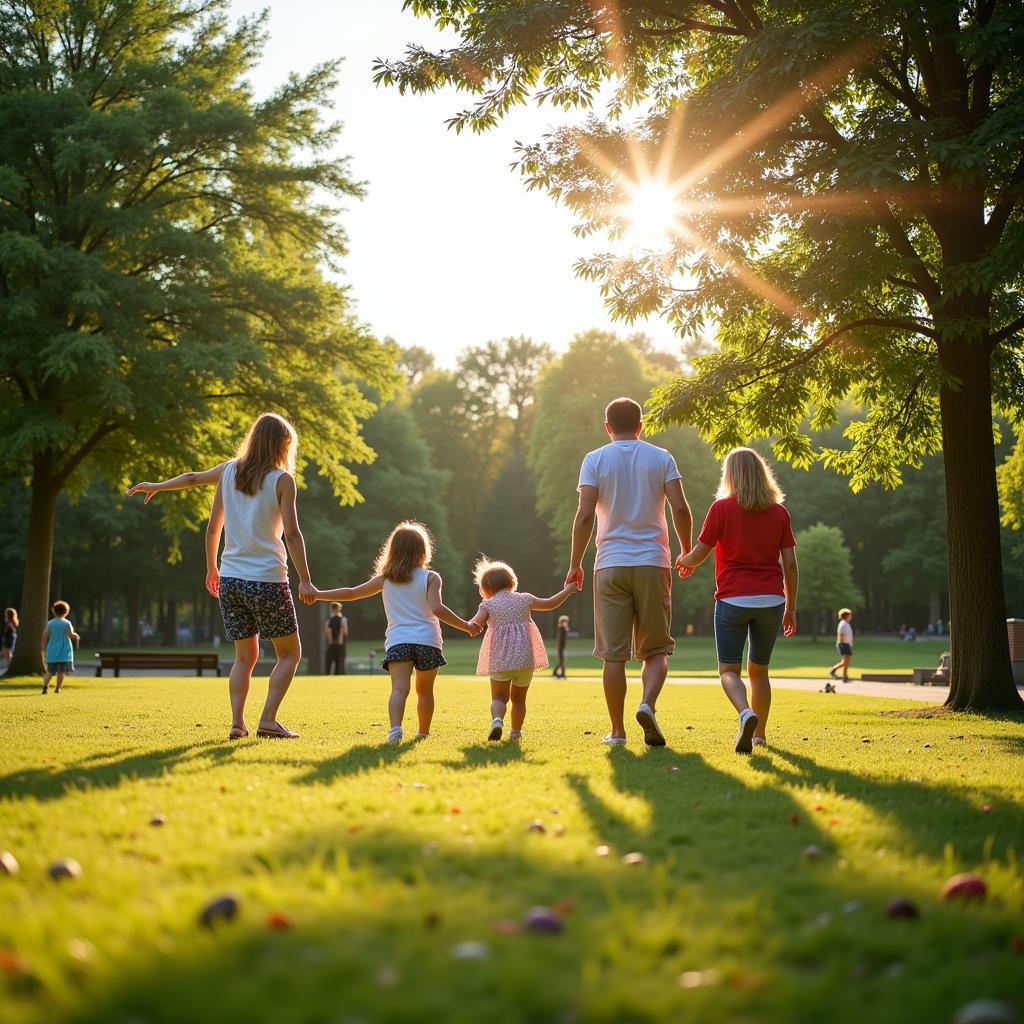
[
  {"left": 4, "top": 608, "right": 17, "bottom": 629},
  {"left": 234, "top": 413, "right": 297, "bottom": 496},
  {"left": 374, "top": 522, "right": 433, "bottom": 583},
  {"left": 717, "top": 447, "right": 785, "bottom": 512}
]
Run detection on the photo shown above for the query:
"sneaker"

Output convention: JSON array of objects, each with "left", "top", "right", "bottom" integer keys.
[
  {"left": 40, "top": 686, "right": 48, "bottom": 695},
  {"left": 752, "top": 737, "right": 767, "bottom": 748},
  {"left": 735, "top": 710, "right": 758, "bottom": 754},
  {"left": 387, "top": 726, "right": 403, "bottom": 744},
  {"left": 488, "top": 718, "right": 503, "bottom": 742},
  {"left": 602, "top": 734, "right": 627, "bottom": 746},
  {"left": 829, "top": 668, "right": 838, "bottom": 679},
  {"left": 635, "top": 703, "right": 666, "bottom": 747},
  {"left": 508, "top": 730, "right": 522, "bottom": 740},
  {"left": 414, "top": 732, "right": 429, "bottom": 741}
]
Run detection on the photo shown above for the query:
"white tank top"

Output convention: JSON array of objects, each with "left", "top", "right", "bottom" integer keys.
[
  {"left": 382, "top": 567, "right": 443, "bottom": 649},
  {"left": 219, "top": 461, "right": 288, "bottom": 583}
]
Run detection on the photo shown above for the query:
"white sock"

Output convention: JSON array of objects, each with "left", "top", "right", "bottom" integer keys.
[{"left": 739, "top": 708, "right": 756, "bottom": 722}]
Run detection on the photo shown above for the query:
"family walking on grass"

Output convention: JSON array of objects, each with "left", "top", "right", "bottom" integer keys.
[{"left": 126, "top": 396, "right": 799, "bottom": 753}]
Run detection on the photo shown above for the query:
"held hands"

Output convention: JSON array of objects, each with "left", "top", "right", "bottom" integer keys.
[
  {"left": 298, "top": 580, "right": 318, "bottom": 605},
  {"left": 564, "top": 566, "right": 584, "bottom": 592},
  {"left": 782, "top": 608, "right": 798, "bottom": 637},
  {"left": 465, "top": 620, "right": 483, "bottom": 637},
  {"left": 127, "top": 482, "right": 160, "bottom": 504},
  {"left": 674, "top": 553, "right": 696, "bottom": 580},
  {"left": 205, "top": 567, "right": 220, "bottom": 598}
]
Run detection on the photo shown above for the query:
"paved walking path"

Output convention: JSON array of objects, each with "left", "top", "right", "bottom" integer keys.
[{"left": 667, "top": 675, "right": 950, "bottom": 702}]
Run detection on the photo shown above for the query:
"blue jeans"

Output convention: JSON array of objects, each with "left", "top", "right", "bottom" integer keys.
[{"left": 714, "top": 601, "right": 785, "bottom": 665}]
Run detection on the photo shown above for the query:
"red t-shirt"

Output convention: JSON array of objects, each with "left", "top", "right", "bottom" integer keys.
[{"left": 697, "top": 497, "right": 796, "bottom": 601}]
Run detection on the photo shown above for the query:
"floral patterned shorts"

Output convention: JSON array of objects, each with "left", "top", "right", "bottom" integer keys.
[
  {"left": 381, "top": 644, "right": 447, "bottom": 672},
  {"left": 219, "top": 577, "right": 297, "bottom": 642}
]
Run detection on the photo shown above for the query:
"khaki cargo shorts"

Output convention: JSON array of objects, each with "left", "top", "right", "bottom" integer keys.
[{"left": 593, "top": 565, "right": 674, "bottom": 662}]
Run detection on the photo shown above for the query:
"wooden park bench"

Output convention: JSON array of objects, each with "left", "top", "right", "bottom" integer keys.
[
  {"left": 95, "top": 651, "right": 221, "bottom": 677},
  {"left": 860, "top": 672, "right": 914, "bottom": 683}
]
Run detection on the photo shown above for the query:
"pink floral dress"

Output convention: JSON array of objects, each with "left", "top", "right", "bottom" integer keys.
[{"left": 476, "top": 590, "right": 549, "bottom": 675}]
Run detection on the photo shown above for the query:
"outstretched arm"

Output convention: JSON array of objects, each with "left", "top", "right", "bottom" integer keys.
[
  {"left": 313, "top": 577, "right": 384, "bottom": 602},
  {"left": 128, "top": 462, "right": 228, "bottom": 503},
  {"left": 530, "top": 582, "right": 578, "bottom": 613},
  {"left": 426, "top": 572, "right": 478, "bottom": 634},
  {"left": 566, "top": 485, "right": 597, "bottom": 590},
  {"left": 781, "top": 546, "right": 798, "bottom": 637}
]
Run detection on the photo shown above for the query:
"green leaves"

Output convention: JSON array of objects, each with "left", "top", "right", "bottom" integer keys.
[{"left": 0, "top": 0, "right": 398, "bottom": 511}]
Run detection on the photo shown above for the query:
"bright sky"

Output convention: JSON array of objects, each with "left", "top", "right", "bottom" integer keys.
[{"left": 228, "top": 0, "right": 680, "bottom": 367}]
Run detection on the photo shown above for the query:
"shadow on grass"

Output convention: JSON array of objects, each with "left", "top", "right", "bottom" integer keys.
[
  {"left": 45, "top": 745, "right": 1024, "bottom": 1024},
  {"left": 439, "top": 740, "right": 527, "bottom": 770},
  {"left": 291, "top": 740, "right": 411, "bottom": 787}
]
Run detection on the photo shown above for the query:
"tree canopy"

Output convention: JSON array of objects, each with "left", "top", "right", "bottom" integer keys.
[{"left": 380, "top": 0, "right": 1024, "bottom": 711}]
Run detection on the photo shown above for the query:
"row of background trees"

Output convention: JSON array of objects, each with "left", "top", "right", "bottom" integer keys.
[{"left": 4, "top": 329, "right": 1023, "bottom": 662}]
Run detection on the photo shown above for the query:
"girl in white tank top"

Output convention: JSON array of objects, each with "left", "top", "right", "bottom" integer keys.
[
  {"left": 127, "top": 413, "right": 315, "bottom": 741},
  {"left": 311, "top": 521, "right": 479, "bottom": 744}
]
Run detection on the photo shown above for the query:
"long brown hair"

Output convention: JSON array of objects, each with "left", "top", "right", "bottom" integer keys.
[
  {"left": 716, "top": 447, "right": 785, "bottom": 512},
  {"left": 4, "top": 608, "right": 17, "bottom": 629},
  {"left": 234, "top": 413, "right": 297, "bottom": 496},
  {"left": 374, "top": 522, "right": 433, "bottom": 583}
]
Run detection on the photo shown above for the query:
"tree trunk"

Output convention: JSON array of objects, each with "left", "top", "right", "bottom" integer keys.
[
  {"left": 7, "top": 461, "right": 59, "bottom": 676},
  {"left": 938, "top": 340, "right": 1023, "bottom": 711},
  {"left": 162, "top": 598, "right": 177, "bottom": 647}
]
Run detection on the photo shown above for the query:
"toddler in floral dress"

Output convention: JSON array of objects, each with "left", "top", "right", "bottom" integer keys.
[{"left": 469, "top": 559, "right": 576, "bottom": 741}]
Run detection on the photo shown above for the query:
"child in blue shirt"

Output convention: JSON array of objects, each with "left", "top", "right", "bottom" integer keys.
[{"left": 42, "top": 600, "right": 79, "bottom": 694}]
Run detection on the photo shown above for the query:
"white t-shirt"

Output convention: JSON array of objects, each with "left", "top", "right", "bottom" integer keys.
[
  {"left": 578, "top": 440, "right": 682, "bottom": 571},
  {"left": 837, "top": 619, "right": 854, "bottom": 645}
]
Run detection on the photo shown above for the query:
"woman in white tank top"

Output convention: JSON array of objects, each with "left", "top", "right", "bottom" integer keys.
[
  {"left": 128, "top": 413, "right": 315, "bottom": 740},
  {"left": 310, "top": 521, "right": 479, "bottom": 744}
]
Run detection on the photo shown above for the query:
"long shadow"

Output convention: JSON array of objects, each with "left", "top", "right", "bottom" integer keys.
[
  {"left": 291, "top": 740, "right": 411, "bottom": 786},
  {"left": 0, "top": 741, "right": 228, "bottom": 802},
  {"left": 439, "top": 740, "right": 528, "bottom": 770},
  {"left": 753, "top": 743, "right": 1024, "bottom": 861}
]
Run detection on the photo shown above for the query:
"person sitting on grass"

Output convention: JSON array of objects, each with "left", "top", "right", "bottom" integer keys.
[
  {"left": 828, "top": 608, "right": 855, "bottom": 686},
  {"left": 468, "top": 559, "right": 576, "bottom": 742},
  {"left": 308, "top": 522, "right": 479, "bottom": 744},
  {"left": 675, "top": 447, "right": 798, "bottom": 753},
  {"left": 128, "top": 412, "right": 314, "bottom": 740},
  {"left": 41, "top": 601, "right": 79, "bottom": 694}
]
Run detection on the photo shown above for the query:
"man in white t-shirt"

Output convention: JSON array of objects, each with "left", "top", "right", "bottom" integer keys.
[{"left": 566, "top": 397, "right": 693, "bottom": 746}]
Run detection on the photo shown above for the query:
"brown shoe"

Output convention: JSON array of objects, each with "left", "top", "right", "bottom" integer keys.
[{"left": 256, "top": 722, "right": 298, "bottom": 739}]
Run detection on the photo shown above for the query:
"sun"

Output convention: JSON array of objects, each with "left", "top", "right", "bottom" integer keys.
[{"left": 620, "top": 179, "right": 679, "bottom": 250}]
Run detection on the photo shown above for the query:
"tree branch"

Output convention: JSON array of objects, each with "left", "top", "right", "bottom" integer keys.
[
  {"left": 989, "top": 313, "right": 1024, "bottom": 347},
  {"left": 986, "top": 154, "right": 1024, "bottom": 242},
  {"left": 54, "top": 422, "right": 120, "bottom": 486}
]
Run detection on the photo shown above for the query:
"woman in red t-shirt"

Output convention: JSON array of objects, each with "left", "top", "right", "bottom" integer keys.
[{"left": 675, "top": 448, "right": 799, "bottom": 752}]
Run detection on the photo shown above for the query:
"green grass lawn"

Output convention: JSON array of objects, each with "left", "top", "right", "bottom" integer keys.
[{"left": 1, "top": 674, "right": 1021, "bottom": 1024}]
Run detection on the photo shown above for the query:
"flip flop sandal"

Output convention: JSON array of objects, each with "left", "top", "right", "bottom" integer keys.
[
  {"left": 256, "top": 723, "right": 298, "bottom": 739},
  {"left": 228, "top": 726, "right": 249, "bottom": 740}
]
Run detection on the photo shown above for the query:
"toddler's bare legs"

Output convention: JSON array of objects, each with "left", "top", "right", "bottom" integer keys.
[
  {"left": 415, "top": 668, "right": 438, "bottom": 736},
  {"left": 54, "top": 671, "right": 65, "bottom": 693},
  {"left": 509, "top": 684, "right": 528, "bottom": 733},
  {"left": 490, "top": 679, "right": 511, "bottom": 724}
]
